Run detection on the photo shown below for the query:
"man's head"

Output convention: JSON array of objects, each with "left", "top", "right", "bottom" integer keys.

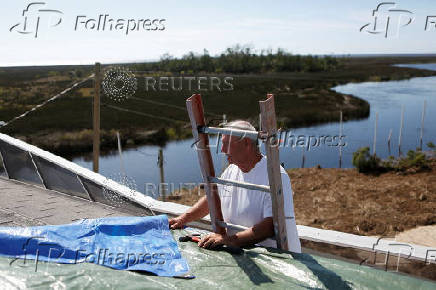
[{"left": 221, "top": 120, "right": 261, "bottom": 172}]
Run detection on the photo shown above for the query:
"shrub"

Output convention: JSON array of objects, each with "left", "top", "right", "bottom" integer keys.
[
  {"left": 428, "top": 142, "right": 436, "bottom": 158},
  {"left": 381, "top": 148, "right": 432, "bottom": 172},
  {"left": 398, "top": 150, "right": 429, "bottom": 170},
  {"left": 352, "top": 147, "right": 380, "bottom": 173}
]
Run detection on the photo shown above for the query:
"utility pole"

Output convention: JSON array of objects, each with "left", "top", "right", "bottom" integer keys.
[
  {"left": 419, "top": 100, "right": 427, "bottom": 150},
  {"left": 93, "top": 62, "right": 101, "bottom": 173},
  {"left": 158, "top": 148, "right": 166, "bottom": 201},
  {"left": 339, "top": 111, "right": 343, "bottom": 168},
  {"left": 373, "top": 112, "right": 378, "bottom": 156},
  {"left": 398, "top": 105, "right": 404, "bottom": 156}
]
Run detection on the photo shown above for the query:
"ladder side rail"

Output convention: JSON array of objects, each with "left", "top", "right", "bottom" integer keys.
[
  {"left": 259, "top": 94, "right": 289, "bottom": 251},
  {"left": 186, "top": 94, "right": 226, "bottom": 234}
]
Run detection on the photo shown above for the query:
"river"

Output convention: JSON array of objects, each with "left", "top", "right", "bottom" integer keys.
[{"left": 72, "top": 64, "right": 436, "bottom": 196}]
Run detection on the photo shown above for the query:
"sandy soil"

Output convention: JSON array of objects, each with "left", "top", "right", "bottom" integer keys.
[
  {"left": 168, "top": 162, "right": 436, "bottom": 247},
  {"left": 394, "top": 225, "right": 436, "bottom": 247}
]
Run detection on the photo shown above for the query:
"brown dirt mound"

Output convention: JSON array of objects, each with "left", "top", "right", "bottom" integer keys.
[{"left": 288, "top": 165, "right": 436, "bottom": 237}]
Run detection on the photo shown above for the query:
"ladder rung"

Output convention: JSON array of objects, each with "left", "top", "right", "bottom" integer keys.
[
  {"left": 216, "top": 220, "right": 277, "bottom": 241},
  {"left": 216, "top": 220, "right": 247, "bottom": 232},
  {"left": 208, "top": 176, "right": 270, "bottom": 192},
  {"left": 198, "top": 126, "right": 260, "bottom": 141}
]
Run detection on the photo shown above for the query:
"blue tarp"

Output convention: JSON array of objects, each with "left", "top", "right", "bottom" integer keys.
[{"left": 0, "top": 215, "right": 190, "bottom": 277}]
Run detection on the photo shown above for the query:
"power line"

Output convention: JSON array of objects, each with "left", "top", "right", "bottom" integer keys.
[
  {"left": 129, "top": 96, "right": 222, "bottom": 118},
  {"left": 135, "top": 148, "right": 156, "bottom": 157},
  {"left": 0, "top": 74, "right": 94, "bottom": 129},
  {"left": 130, "top": 96, "right": 187, "bottom": 112},
  {"left": 102, "top": 103, "right": 188, "bottom": 124}
]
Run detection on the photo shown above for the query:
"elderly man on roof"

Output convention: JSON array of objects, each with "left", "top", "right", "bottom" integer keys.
[{"left": 169, "top": 120, "right": 301, "bottom": 253}]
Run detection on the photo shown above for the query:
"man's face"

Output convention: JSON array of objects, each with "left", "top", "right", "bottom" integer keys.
[{"left": 221, "top": 134, "right": 251, "bottom": 166}]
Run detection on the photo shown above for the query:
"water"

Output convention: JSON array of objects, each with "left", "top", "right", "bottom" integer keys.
[{"left": 72, "top": 64, "right": 436, "bottom": 194}]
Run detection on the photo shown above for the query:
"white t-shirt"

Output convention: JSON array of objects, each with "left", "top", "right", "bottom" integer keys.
[{"left": 217, "top": 155, "right": 301, "bottom": 253}]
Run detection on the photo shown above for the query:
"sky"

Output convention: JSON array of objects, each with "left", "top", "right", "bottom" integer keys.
[{"left": 1, "top": 0, "right": 436, "bottom": 66}]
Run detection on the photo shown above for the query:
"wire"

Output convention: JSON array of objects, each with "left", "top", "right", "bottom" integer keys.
[
  {"left": 0, "top": 74, "right": 94, "bottom": 129},
  {"left": 135, "top": 148, "right": 156, "bottom": 157},
  {"left": 130, "top": 96, "right": 187, "bottom": 112},
  {"left": 102, "top": 103, "right": 188, "bottom": 124},
  {"left": 130, "top": 96, "right": 222, "bottom": 118}
]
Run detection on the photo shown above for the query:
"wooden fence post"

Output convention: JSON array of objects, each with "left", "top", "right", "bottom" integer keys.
[
  {"left": 158, "top": 147, "right": 166, "bottom": 201},
  {"left": 398, "top": 105, "right": 404, "bottom": 156},
  {"left": 373, "top": 112, "right": 378, "bottom": 156},
  {"left": 339, "top": 111, "right": 343, "bottom": 168},
  {"left": 93, "top": 62, "right": 101, "bottom": 173},
  {"left": 419, "top": 100, "right": 427, "bottom": 150}
]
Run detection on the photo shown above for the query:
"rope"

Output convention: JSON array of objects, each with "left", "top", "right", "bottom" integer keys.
[{"left": 0, "top": 74, "right": 94, "bottom": 129}]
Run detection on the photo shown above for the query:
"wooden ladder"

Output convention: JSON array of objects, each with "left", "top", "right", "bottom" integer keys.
[{"left": 186, "top": 93, "right": 289, "bottom": 250}]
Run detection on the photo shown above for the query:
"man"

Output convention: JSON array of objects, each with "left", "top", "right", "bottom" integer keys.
[{"left": 169, "top": 120, "right": 301, "bottom": 253}]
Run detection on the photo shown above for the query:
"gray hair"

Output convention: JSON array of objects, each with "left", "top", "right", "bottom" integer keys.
[
  {"left": 223, "top": 120, "right": 259, "bottom": 150},
  {"left": 224, "top": 120, "right": 256, "bottom": 132}
]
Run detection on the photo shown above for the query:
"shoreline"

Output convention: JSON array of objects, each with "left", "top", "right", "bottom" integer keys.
[{"left": 3, "top": 58, "right": 436, "bottom": 157}]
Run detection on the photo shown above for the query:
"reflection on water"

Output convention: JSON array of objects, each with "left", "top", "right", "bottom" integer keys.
[{"left": 73, "top": 64, "right": 436, "bottom": 195}]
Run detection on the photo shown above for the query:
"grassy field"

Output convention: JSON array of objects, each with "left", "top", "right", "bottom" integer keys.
[{"left": 1, "top": 56, "right": 436, "bottom": 156}]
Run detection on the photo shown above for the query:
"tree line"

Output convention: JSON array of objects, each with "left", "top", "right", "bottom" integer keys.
[{"left": 133, "top": 45, "right": 342, "bottom": 74}]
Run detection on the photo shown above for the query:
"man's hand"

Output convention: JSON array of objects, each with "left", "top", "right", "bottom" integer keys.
[
  {"left": 198, "top": 233, "right": 227, "bottom": 249},
  {"left": 169, "top": 215, "right": 187, "bottom": 229},
  {"left": 168, "top": 196, "right": 210, "bottom": 230}
]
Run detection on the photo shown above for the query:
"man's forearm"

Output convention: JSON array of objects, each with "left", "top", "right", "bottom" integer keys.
[
  {"left": 182, "top": 196, "right": 209, "bottom": 223},
  {"left": 226, "top": 217, "right": 274, "bottom": 247}
]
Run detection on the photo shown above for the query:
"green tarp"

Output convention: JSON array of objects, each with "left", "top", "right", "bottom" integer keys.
[{"left": 1, "top": 229, "right": 434, "bottom": 289}]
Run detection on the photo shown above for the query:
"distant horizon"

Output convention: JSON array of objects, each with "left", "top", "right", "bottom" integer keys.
[
  {"left": 2, "top": 52, "right": 436, "bottom": 68},
  {"left": 2, "top": 1, "right": 436, "bottom": 68}
]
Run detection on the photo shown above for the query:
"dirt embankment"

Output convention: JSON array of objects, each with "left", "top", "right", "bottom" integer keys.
[
  {"left": 288, "top": 165, "right": 436, "bottom": 238},
  {"left": 168, "top": 162, "right": 436, "bottom": 242}
]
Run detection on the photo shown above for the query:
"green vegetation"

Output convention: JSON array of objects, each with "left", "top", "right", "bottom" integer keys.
[
  {"left": 353, "top": 143, "right": 436, "bottom": 174},
  {"left": 352, "top": 147, "right": 380, "bottom": 173},
  {"left": 1, "top": 48, "right": 436, "bottom": 156},
  {"left": 382, "top": 150, "right": 432, "bottom": 172},
  {"left": 133, "top": 46, "right": 341, "bottom": 74},
  {"left": 428, "top": 142, "right": 436, "bottom": 157}
]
